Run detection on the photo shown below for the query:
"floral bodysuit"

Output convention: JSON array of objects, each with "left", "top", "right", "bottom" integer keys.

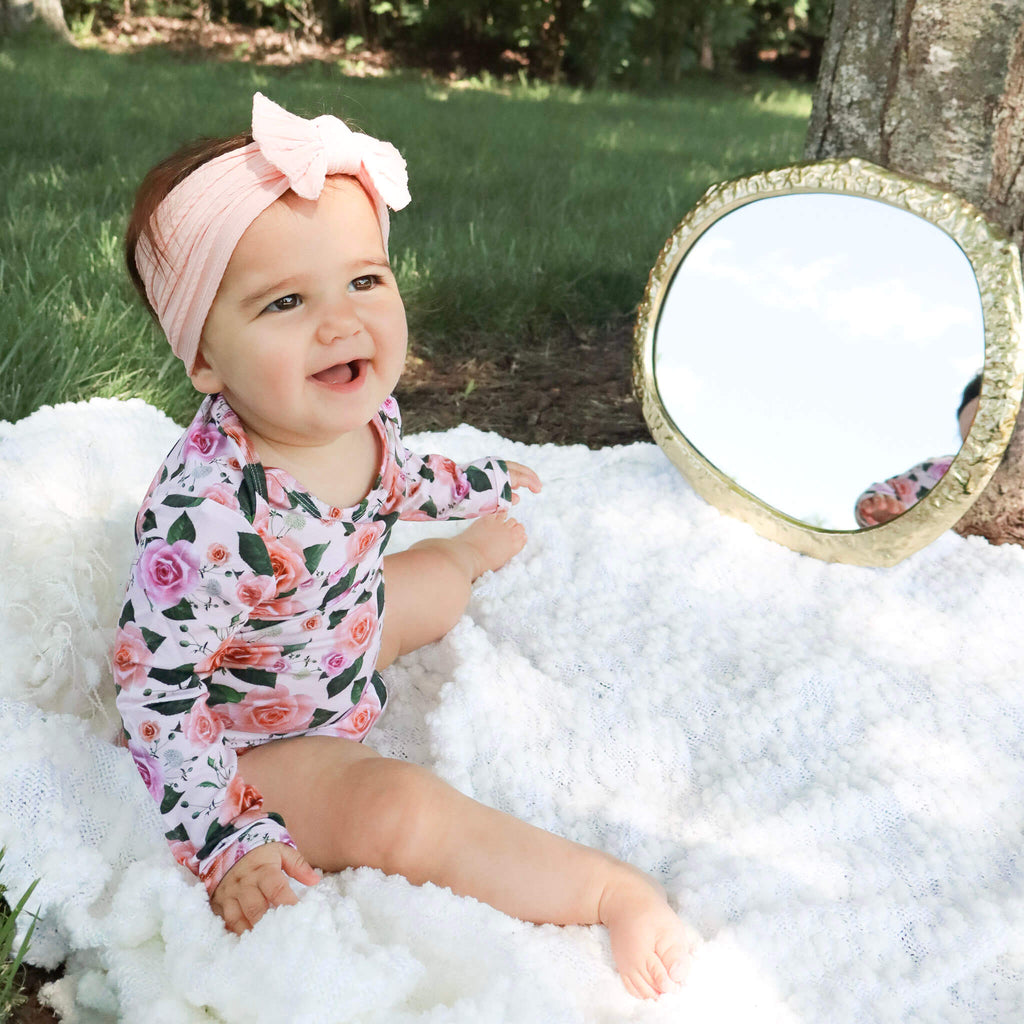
[
  {"left": 853, "top": 456, "right": 952, "bottom": 527},
  {"left": 114, "top": 393, "right": 511, "bottom": 894}
]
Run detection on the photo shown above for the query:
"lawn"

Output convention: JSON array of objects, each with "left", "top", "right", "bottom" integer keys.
[{"left": 0, "top": 35, "right": 811, "bottom": 432}]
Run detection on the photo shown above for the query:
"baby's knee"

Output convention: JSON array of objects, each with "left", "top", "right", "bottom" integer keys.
[{"left": 339, "top": 758, "right": 445, "bottom": 877}]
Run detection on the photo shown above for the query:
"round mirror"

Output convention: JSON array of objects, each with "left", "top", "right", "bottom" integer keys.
[{"left": 634, "top": 158, "right": 1024, "bottom": 566}]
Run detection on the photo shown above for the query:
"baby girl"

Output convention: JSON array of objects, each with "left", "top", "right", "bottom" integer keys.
[{"left": 113, "top": 92, "right": 691, "bottom": 999}]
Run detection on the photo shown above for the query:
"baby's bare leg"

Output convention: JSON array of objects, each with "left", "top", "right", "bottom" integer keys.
[
  {"left": 378, "top": 513, "right": 526, "bottom": 668},
  {"left": 238, "top": 736, "right": 691, "bottom": 998}
]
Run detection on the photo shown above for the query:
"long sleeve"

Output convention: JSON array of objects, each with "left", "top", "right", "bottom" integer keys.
[
  {"left": 378, "top": 398, "right": 512, "bottom": 522},
  {"left": 113, "top": 493, "right": 295, "bottom": 895},
  {"left": 854, "top": 456, "right": 953, "bottom": 528}
]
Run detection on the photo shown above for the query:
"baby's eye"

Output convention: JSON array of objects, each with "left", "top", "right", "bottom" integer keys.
[
  {"left": 350, "top": 275, "right": 381, "bottom": 292},
  {"left": 264, "top": 294, "right": 302, "bottom": 313}
]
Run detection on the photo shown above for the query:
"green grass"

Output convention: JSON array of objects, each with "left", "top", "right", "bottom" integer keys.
[
  {"left": 0, "top": 849, "right": 39, "bottom": 1020},
  {"left": 0, "top": 37, "right": 811, "bottom": 428}
]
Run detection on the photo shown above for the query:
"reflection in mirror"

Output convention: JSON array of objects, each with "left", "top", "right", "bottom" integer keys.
[
  {"left": 653, "top": 193, "right": 984, "bottom": 529},
  {"left": 634, "top": 158, "right": 1024, "bottom": 566}
]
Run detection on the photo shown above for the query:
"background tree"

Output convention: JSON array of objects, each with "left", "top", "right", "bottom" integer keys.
[
  {"left": 806, "top": 0, "right": 1024, "bottom": 545},
  {"left": 1, "top": 0, "right": 71, "bottom": 39}
]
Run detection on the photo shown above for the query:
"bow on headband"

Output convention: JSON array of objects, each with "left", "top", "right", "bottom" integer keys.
[
  {"left": 136, "top": 92, "right": 411, "bottom": 374},
  {"left": 252, "top": 92, "right": 410, "bottom": 209}
]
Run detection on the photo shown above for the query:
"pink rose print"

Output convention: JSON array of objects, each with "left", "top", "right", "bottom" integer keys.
[
  {"left": 426, "top": 455, "right": 470, "bottom": 503},
  {"left": 184, "top": 695, "right": 224, "bottom": 746},
  {"left": 347, "top": 522, "right": 385, "bottom": 564},
  {"left": 334, "top": 686, "right": 382, "bottom": 741},
  {"left": 183, "top": 424, "right": 228, "bottom": 462},
  {"left": 332, "top": 603, "right": 378, "bottom": 658},
  {"left": 168, "top": 839, "right": 199, "bottom": 872},
  {"left": 217, "top": 773, "right": 264, "bottom": 824},
  {"left": 129, "top": 741, "right": 164, "bottom": 802},
  {"left": 321, "top": 650, "right": 352, "bottom": 676},
  {"left": 302, "top": 614, "right": 322, "bottom": 632},
  {"left": 138, "top": 539, "right": 200, "bottom": 609},
  {"left": 111, "top": 623, "right": 151, "bottom": 690},
  {"left": 265, "top": 536, "right": 309, "bottom": 596},
  {"left": 198, "top": 638, "right": 284, "bottom": 675},
  {"left": 380, "top": 456, "right": 403, "bottom": 508},
  {"left": 207, "top": 542, "right": 231, "bottom": 565},
  {"left": 236, "top": 572, "right": 276, "bottom": 608},
  {"left": 264, "top": 469, "right": 291, "bottom": 508},
  {"left": 218, "top": 684, "right": 317, "bottom": 734},
  {"left": 138, "top": 720, "right": 160, "bottom": 743},
  {"left": 200, "top": 483, "right": 240, "bottom": 512}
]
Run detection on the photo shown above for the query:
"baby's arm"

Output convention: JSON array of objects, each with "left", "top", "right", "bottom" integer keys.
[
  {"left": 854, "top": 457, "right": 953, "bottom": 527},
  {"left": 115, "top": 496, "right": 300, "bottom": 897}
]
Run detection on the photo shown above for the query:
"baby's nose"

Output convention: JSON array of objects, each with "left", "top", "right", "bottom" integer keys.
[{"left": 316, "top": 304, "right": 362, "bottom": 345}]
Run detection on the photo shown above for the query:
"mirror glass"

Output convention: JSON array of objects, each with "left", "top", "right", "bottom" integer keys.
[{"left": 653, "top": 193, "right": 984, "bottom": 529}]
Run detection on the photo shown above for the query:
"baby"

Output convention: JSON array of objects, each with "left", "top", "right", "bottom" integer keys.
[
  {"left": 113, "top": 92, "right": 691, "bottom": 999},
  {"left": 854, "top": 374, "right": 982, "bottom": 527}
]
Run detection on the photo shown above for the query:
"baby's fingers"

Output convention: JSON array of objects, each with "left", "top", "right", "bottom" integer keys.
[
  {"left": 257, "top": 866, "right": 300, "bottom": 909},
  {"left": 281, "top": 845, "right": 320, "bottom": 887},
  {"left": 507, "top": 461, "right": 542, "bottom": 494}
]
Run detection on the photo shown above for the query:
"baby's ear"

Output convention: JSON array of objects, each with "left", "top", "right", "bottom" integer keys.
[{"left": 189, "top": 346, "right": 223, "bottom": 395}]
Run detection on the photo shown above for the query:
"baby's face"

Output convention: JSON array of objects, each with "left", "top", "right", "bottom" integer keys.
[
  {"left": 192, "top": 177, "right": 408, "bottom": 453},
  {"left": 958, "top": 396, "right": 979, "bottom": 443}
]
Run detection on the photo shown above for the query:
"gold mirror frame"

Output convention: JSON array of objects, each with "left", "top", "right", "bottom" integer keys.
[{"left": 633, "top": 157, "right": 1024, "bottom": 566}]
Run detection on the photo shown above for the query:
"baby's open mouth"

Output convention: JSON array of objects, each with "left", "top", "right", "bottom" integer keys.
[{"left": 312, "top": 360, "right": 363, "bottom": 386}]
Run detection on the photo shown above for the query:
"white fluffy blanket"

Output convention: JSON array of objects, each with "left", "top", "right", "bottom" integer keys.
[{"left": 1, "top": 398, "right": 1022, "bottom": 1024}]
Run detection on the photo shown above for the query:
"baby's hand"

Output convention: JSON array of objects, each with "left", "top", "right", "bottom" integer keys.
[
  {"left": 507, "top": 461, "right": 542, "bottom": 504},
  {"left": 857, "top": 493, "right": 906, "bottom": 526},
  {"left": 210, "top": 842, "right": 319, "bottom": 935}
]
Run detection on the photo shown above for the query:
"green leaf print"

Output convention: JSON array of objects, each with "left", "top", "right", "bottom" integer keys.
[
  {"left": 207, "top": 682, "right": 246, "bottom": 705},
  {"left": 144, "top": 697, "right": 199, "bottom": 716},
  {"left": 307, "top": 707, "right": 337, "bottom": 729},
  {"left": 303, "top": 542, "right": 330, "bottom": 573},
  {"left": 238, "top": 531, "right": 273, "bottom": 577},
  {"left": 141, "top": 510, "right": 158, "bottom": 534},
  {"left": 227, "top": 668, "right": 277, "bottom": 688},
  {"left": 350, "top": 677, "right": 365, "bottom": 704},
  {"left": 165, "top": 823, "right": 189, "bottom": 843},
  {"left": 163, "top": 599, "right": 196, "bottom": 621},
  {"left": 167, "top": 512, "right": 197, "bottom": 545},
  {"left": 147, "top": 665, "right": 196, "bottom": 687},
  {"left": 199, "top": 821, "right": 236, "bottom": 859},
  {"left": 162, "top": 495, "right": 206, "bottom": 508},
  {"left": 465, "top": 465, "right": 491, "bottom": 492},
  {"left": 160, "top": 785, "right": 184, "bottom": 815},
  {"left": 141, "top": 627, "right": 165, "bottom": 653},
  {"left": 118, "top": 600, "right": 134, "bottom": 629},
  {"left": 324, "top": 565, "right": 358, "bottom": 606},
  {"left": 419, "top": 498, "right": 438, "bottom": 518},
  {"left": 326, "top": 655, "right": 364, "bottom": 699},
  {"left": 371, "top": 673, "right": 387, "bottom": 705}
]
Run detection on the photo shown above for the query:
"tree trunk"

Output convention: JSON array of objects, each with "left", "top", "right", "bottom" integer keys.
[
  {"left": 0, "top": 0, "right": 71, "bottom": 39},
  {"left": 806, "top": 0, "right": 1024, "bottom": 546}
]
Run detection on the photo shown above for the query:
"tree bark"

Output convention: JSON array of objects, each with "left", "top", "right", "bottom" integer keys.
[
  {"left": 806, "top": 0, "right": 1024, "bottom": 546},
  {"left": 0, "top": 0, "right": 71, "bottom": 39}
]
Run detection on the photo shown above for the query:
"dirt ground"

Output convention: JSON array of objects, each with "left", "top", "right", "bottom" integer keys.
[{"left": 6, "top": 17, "right": 655, "bottom": 1020}]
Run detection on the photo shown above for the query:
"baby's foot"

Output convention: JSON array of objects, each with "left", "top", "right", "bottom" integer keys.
[
  {"left": 598, "top": 866, "right": 694, "bottom": 999},
  {"left": 459, "top": 512, "right": 527, "bottom": 579}
]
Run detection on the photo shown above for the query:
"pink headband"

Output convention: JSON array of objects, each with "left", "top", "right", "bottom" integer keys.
[{"left": 136, "top": 92, "right": 411, "bottom": 373}]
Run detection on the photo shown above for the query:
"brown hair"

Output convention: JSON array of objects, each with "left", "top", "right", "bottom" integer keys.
[{"left": 124, "top": 132, "right": 252, "bottom": 320}]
